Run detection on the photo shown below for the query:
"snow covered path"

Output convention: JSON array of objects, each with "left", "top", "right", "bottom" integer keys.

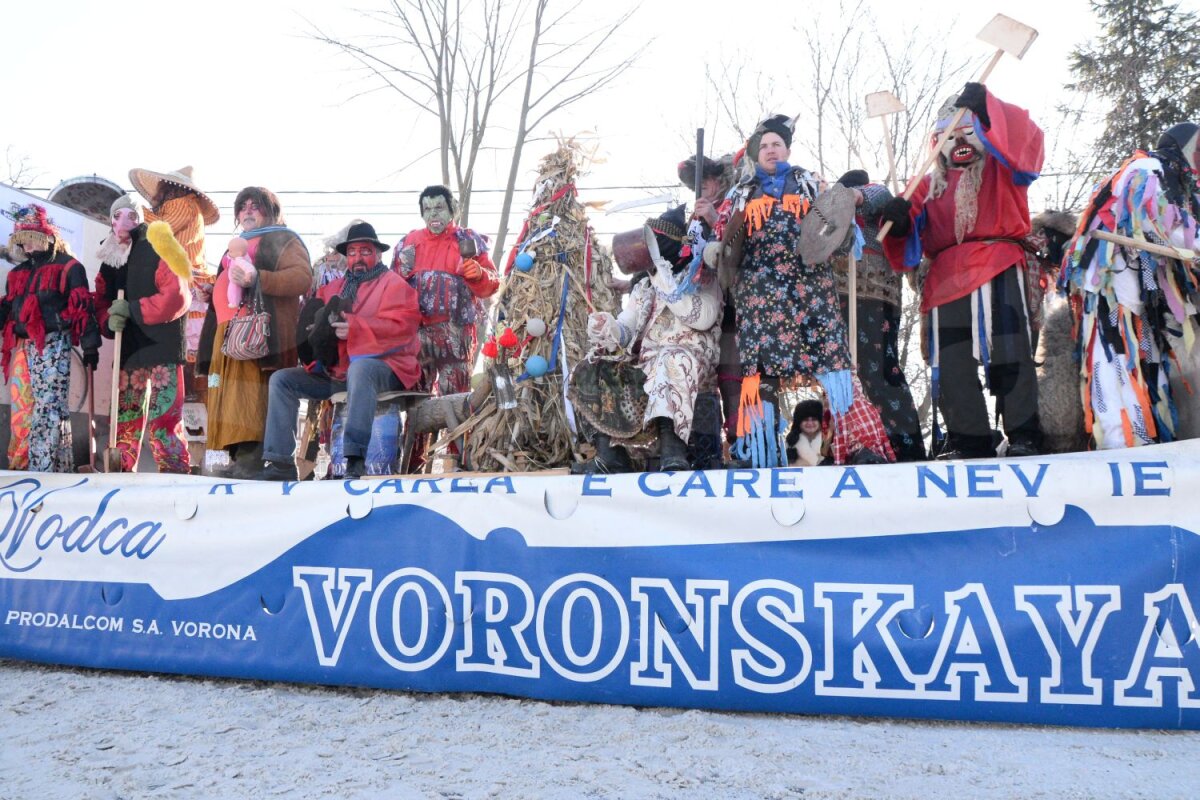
[{"left": 2, "top": 660, "right": 1197, "bottom": 799}]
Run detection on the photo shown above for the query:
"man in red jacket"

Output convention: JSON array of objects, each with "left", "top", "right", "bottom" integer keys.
[
  {"left": 392, "top": 185, "right": 498, "bottom": 396},
  {"left": 260, "top": 222, "right": 421, "bottom": 480},
  {"left": 881, "top": 83, "right": 1045, "bottom": 459}
]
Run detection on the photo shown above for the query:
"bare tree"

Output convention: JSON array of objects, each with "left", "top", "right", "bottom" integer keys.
[
  {"left": 5, "top": 146, "right": 43, "bottom": 189},
  {"left": 308, "top": 0, "right": 640, "bottom": 255}
]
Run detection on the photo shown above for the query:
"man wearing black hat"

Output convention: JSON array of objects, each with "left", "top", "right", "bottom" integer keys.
[
  {"left": 1059, "top": 122, "right": 1200, "bottom": 449},
  {"left": 259, "top": 222, "right": 421, "bottom": 480}
]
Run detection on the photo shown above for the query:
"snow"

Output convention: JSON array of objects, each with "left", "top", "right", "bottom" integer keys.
[{"left": 3, "top": 660, "right": 1198, "bottom": 799}]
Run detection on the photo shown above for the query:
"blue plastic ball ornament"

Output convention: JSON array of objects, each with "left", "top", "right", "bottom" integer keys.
[
  {"left": 525, "top": 355, "right": 549, "bottom": 378},
  {"left": 515, "top": 251, "right": 535, "bottom": 272}
]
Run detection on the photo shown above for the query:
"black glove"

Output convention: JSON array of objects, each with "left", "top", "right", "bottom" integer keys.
[
  {"left": 836, "top": 169, "right": 870, "bottom": 189},
  {"left": 82, "top": 349, "right": 99, "bottom": 369},
  {"left": 880, "top": 197, "right": 913, "bottom": 238},
  {"left": 309, "top": 296, "right": 343, "bottom": 369},
  {"left": 955, "top": 82, "right": 990, "bottom": 128}
]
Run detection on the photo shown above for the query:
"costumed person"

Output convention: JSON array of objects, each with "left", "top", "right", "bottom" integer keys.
[
  {"left": 261, "top": 222, "right": 421, "bottom": 480},
  {"left": 571, "top": 205, "right": 722, "bottom": 473},
  {"left": 716, "top": 114, "right": 895, "bottom": 467},
  {"left": 881, "top": 83, "right": 1045, "bottom": 459},
  {"left": 785, "top": 398, "right": 826, "bottom": 467},
  {"left": 679, "top": 152, "right": 738, "bottom": 467},
  {"left": 94, "top": 195, "right": 192, "bottom": 473},
  {"left": 129, "top": 166, "right": 218, "bottom": 407},
  {"left": 1059, "top": 122, "right": 1200, "bottom": 449},
  {"left": 834, "top": 170, "right": 926, "bottom": 461},
  {"left": 0, "top": 204, "right": 101, "bottom": 472},
  {"left": 196, "top": 187, "right": 312, "bottom": 478},
  {"left": 392, "top": 185, "right": 499, "bottom": 396}
]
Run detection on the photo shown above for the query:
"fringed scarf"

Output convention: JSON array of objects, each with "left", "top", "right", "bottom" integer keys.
[{"left": 339, "top": 263, "right": 388, "bottom": 310}]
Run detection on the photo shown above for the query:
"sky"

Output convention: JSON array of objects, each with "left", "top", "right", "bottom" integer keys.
[{"left": 3, "top": 0, "right": 1108, "bottom": 261}]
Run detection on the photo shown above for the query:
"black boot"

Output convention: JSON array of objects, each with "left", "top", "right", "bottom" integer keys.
[
  {"left": 935, "top": 433, "right": 994, "bottom": 461},
  {"left": 258, "top": 459, "right": 298, "bottom": 481},
  {"left": 570, "top": 434, "right": 631, "bottom": 474},
  {"left": 657, "top": 417, "right": 690, "bottom": 472},
  {"left": 344, "top": 455, "right": 367, "bottom": 479},
  {"left": 227, "top": 442, "right": 264, "bottom": 479}
]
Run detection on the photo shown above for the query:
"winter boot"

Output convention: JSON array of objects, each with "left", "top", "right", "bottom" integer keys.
[
  {"left": 570, "top": 434, "right": 632, "bottom": 474},
  {"left": 344, "top": 455, "right": 367, "bottom": 479},
  {"left": 657, "top": 417, "right": 691, "bottom": 472},
  {"left": 935, "top": 433, "right": 995, "bottom": 461},
  {"left": 258, "top": 460, "right": 298, "bottom": 482}
]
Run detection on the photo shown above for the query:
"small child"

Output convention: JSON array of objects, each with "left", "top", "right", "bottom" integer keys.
[{"left": 786, "top": 399, "right": 827, "bottom": 467}]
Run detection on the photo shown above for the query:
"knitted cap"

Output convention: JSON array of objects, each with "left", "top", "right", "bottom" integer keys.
[
  {"left": 748, "top": 114, "right": 794, "bottom": 160},
  {"left": 110, "top": 194, "right": 140, "bottom": 219},
  {"left": 646, "top": 204, "right": 689, "bottom": 266}
]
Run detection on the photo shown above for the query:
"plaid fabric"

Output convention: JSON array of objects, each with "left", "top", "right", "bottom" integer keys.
[{"left": 829, "top": 373, "right": 896, "bottom": 465}]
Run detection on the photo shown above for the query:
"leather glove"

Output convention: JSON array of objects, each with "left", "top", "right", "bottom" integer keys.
[
  {"left": 880, "top": 197, "right": 913, "bottom": 238},
  {"left": 462, "top": 258, "right": 483, "bottom": 281},
  {"left": 586, "top": 312, "right": 621, "bottom": 351},
  {"left": 107, "top": 297, "right": 131, "bottom": 332},
  {"left": 82, "top": 348, "right": 99, "bottom": 369},
  {"left": 955, "top": 82, "right": 990, "bottom": 128},
  {"left": 836, "top": 169, "right": 869, "bottom": 188}
]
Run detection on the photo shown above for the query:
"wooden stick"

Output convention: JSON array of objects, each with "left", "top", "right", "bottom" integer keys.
[
  {"left": 879, "top": 113, "right": 901, "bottom": 196},
  {"left": 848, "top": 252, "right": 858, "bottom": 366},
  {"left": 877, "top": 48, "right": 1006, "bottom": 242},
  {"left": 106, "top": 290, "right": 124, "bottom": 472},
  {"left": 1090, "top": 229, "right": 1198, "bottom": 261}
]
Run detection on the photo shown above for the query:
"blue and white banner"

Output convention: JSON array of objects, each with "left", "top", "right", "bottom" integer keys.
[{"left": 2, "top": 442, "right": 1199, "bottom": 729}]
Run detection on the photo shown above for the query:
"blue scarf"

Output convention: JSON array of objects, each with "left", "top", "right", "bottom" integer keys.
[
  {"left": 240, "top": 225, "right": 311, "bottom": 259},
  {"left": 756, "top": 162, "right": 791, "bottom": 199}
]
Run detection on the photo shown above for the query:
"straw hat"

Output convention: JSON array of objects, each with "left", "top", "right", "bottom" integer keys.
[{"left": 128, "top": 165, "right": 220, "bottom": 225}]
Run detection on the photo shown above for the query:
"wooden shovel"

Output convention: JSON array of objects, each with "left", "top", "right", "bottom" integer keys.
[
  {"left": 877, "top": 13, "right": 1039, "bottom": 242},
  {"left": 1090, "top": 230, "right": 1198, "bottom": 262},
  {"left": 104, "top": 289, "right": 125, "bottom": 473}
]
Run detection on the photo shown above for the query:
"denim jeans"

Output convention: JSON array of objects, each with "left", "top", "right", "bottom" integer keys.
[{"left": 264, "top": 359, "right": 402, "bottom": 462}]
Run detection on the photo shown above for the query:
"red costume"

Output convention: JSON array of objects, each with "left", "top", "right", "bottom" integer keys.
[{"left": 317, "top": 270, "right": 422, "bottom": 389}]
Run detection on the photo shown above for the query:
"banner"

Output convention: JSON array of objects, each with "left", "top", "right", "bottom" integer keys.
[{"left": 2, "top": 441, "right": 1199, "bottom": 729}]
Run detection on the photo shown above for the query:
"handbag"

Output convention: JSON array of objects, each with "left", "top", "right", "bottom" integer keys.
[{"left": 221, "top": 279, "right": 271, "bottom": 361}]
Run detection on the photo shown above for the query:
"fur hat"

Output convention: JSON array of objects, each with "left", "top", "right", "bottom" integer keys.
[
  {"left": 793, "top": 399, "right": 823, "bottom": 424},
  {"left": 128, "top": 165, "right": 220, "bottom": 225},
  {"left": 677, "top": 155, "right": 726, "bottom": 192},
  {"left": 6, "top": 203, "right": 60, "bottom": 254},
  {"left": 747, "top": 114, "right": 795, "bottom": 160},
  {"left": 1031, "top": 210, "right": 1077, "bottom": 238}
]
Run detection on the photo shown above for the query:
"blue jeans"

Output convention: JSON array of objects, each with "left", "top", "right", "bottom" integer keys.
[{"left": 264, "top": 360, "right": 402, "bottom": 462}]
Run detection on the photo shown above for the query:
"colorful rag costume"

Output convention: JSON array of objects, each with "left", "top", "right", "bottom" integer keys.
[
  {"left": 392, "top": 223, "right": 498, "bottom": 395},
  {"left": 835, "top": 177, "right": 926, "bottom": 461},
  {"left": 883, "top": 87, "right": 1045, "bottom": 458},
  {"left": 719, "top": 158, "right": 895, "bottom": 466},
  {"left": 1, "top": 205, "right": 100, "bottom": 472},
  {"left": 1059, "top": 132, "right": 1200, "bottom": 449},
  {"left": 96, "top": 222, "right": 192, "bottom": 473},
  {"left": 197, "top": 226, "right": 312, "bottom": 454}
]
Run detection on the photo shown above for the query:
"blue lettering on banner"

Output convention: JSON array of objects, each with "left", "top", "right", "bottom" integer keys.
[{"left": 0, "top": 466, "right": 1198, "bottom": 730}]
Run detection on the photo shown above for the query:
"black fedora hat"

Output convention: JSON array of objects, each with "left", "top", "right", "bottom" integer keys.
[{"left": 336, "top": 221, "right": 390, "bottom": 255}]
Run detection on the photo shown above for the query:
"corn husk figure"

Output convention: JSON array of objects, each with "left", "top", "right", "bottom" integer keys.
[{"left": 445, "top": 139, "right": 620, "bottom": 472}]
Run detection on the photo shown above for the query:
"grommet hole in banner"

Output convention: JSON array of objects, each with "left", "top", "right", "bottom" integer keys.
[{"left": 896, "top": 605, "right": 935, "bottom": 640}]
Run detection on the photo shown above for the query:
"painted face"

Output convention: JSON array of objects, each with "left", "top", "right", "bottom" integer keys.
[
  {"left": 421, "top": 195, "right": 452, "bottom": 234},
  {"left": 237, "top": 199, "right": 266, "bottom": 231},
  {"left": 111, "top": 208, "right": 139, "bottom": 242},
  {"left": 934, "top": 123, "right": 983, "bottom": 169},
  {"left": 345, "top": 241, "right": 379, "bottom": 272},
  {"left": 756, "top": 132, "right": 790, "bottom": 174}
]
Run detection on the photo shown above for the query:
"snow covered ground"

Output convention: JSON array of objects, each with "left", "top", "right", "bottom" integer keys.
[{"left": 3, "top": 660, "right": 1198, "bottom": 799}]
